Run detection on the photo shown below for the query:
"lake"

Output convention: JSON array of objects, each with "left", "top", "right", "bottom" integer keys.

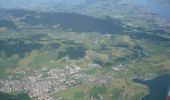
[
  {"left": 133, "top": 74, "right": 170, "bottom": 100},
  {"left": 123, "top": 0, "right": 170, "bottom": 22}
]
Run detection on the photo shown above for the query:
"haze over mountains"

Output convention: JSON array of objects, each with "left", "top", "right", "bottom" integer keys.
[
  {"left": 0, "top": 0, "right": 170, "bottom": 12},
  {"left": 0, "top": 0, "right": 121, "bottom": 9}
]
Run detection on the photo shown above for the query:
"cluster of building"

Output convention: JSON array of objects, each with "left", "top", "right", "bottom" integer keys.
[{"left": 0, "top": 64, "right": 113, "bottom": 100}]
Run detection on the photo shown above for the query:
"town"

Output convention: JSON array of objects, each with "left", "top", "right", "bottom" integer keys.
[{"left": 0, "top": 63, "right": 113, "bottom": 100}]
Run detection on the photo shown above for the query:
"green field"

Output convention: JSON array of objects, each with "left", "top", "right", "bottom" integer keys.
[{"left": 0, "top": 1, "right": 170, "bottom": 100}]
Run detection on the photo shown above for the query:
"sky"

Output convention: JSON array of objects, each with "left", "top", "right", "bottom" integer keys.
[
  {"left": 0, "top": 0, "right": 170, "bottom": 8},
  {"left": 0, "top": 0, "right": 118, "bottom": 8}
]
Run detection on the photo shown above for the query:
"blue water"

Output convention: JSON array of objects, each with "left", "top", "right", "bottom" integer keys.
[
  {"left": 133, "top": 74, "right": 170, "bottom": 100},
  {"left": 124, "top": 0, "right": 170, "bottom": 22}
]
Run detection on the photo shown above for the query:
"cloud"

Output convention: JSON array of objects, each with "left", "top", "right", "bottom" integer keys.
[{"left": 150, "top": 0, "right": 170, "bottom": 5}]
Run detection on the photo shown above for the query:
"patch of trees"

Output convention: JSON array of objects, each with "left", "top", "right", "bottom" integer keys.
[{"left": 0, "top": 39, "right": 44, "bottom": 58}]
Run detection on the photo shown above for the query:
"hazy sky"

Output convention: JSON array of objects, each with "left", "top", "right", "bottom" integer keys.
[{"left": 0, "top": 0, "right": 169, "bottom": 9}]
